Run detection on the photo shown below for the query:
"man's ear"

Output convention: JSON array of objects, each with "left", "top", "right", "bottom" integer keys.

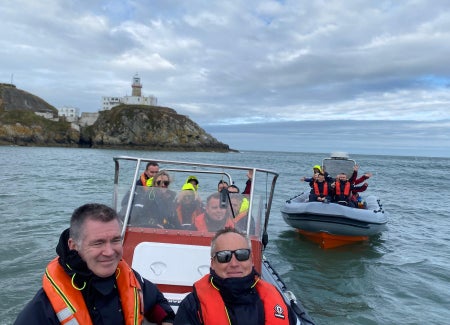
[{"left": 68, "top": 238, "right": 77, "bottom": 250}]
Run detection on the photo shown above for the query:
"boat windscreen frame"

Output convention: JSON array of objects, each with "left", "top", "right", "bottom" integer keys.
[
  {"left": 322, "top": 157, "right": 357, "bottom": 179},
  {"left": 113, "top": 156, "right": 279, "bottom": 243}
]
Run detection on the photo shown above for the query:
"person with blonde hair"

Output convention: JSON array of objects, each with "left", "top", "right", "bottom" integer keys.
[{"left": 144, "top": 171, "right": 179, "bottom": 228}]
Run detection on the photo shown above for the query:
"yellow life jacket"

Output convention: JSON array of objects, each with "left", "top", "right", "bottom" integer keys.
[{"left": 145, "top": 176, "right": 154, "bottom": 187}]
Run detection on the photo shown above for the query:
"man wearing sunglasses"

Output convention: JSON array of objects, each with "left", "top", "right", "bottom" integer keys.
[{"left": 174, "top": 227, "right": 296, "bottom": 325}]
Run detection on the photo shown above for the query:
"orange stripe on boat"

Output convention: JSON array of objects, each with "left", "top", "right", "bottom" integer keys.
[{"left": 297, "top": 229, "right": 369, "bottom": 249}]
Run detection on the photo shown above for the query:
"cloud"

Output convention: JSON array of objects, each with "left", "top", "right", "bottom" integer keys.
[
  {"left": 204, "top": 119, "right": 450, "bottom": 158},
  {"left": 1, "top": 0, "right": 450, "bottom": 156}
]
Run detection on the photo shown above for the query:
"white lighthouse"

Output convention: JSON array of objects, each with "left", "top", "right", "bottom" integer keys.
[
  {"left": 131, "top": 73, "right": 142, "bottom": 97},
  {"left": 101, "top": 74, "right": 158, "bottom": 110}
]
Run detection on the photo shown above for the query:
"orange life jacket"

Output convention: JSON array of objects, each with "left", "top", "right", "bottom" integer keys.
[
  {"left": 335, "top": 180, "right": 351, "bottom": 196},
  {"left": 193, "top": 214, "right": 235, "bottom": 232},
  {"left": 230, "top": 210, "right": 248, "bottom": 224},
  {"left": 42, "top": 257, "right": 144, "bottom": 325},
  {"left": 139, "top": 173, "right": 147, "bottom": 186},
  {"left": 176, "top": 204, "right": 202, "bottom": 225},
  {"left": 194, "top": 275, "right": 290, "bottom": 325},
  {"left": 313, "top": 181, "right": 328, "bottom": 196}
]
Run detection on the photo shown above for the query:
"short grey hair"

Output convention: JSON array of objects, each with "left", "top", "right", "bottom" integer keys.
[
  {"left": 70, "top": 203, "right": 119, "bottom": 244},
  {"left": 210, "top": 227, "right": 251, "bottom": 257}
]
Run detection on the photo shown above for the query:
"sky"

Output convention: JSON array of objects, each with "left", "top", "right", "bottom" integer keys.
[{"left": 1, "top": 0, "right": 450, "bottom": 157}]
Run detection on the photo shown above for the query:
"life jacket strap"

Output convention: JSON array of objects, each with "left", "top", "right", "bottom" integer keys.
[{"left": 56, "top": 307, "right": 79, "bottom": 325}]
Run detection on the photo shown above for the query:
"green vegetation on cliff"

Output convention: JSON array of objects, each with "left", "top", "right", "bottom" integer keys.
[
  {"left": 86, "top": 104, "right": 230, "bottom": 151},
  {"left": 0, "top": 83, "right": 57, "bottom": 114},
  {"left": 0, "top": 108, "right": 79, "bottom": 146},
  {"left": 0, "top": 85, "right": 231, "bottom": 152}
]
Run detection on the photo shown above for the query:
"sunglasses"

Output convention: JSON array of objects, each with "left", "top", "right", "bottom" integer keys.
[
  {"left": 213, "top": 249, "right": 251, "bottom": 263},
  {"left": 156, "top": 180, "right": 170, "bottom": 186}
]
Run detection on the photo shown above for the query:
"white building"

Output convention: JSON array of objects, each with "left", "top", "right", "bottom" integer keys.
[
  {"left": 79, "top": 112, "right": 99, "bottom": 126},
  {"left": 101, "top": 74, "right": 158, "bottom": 111},
  {"left": 58, "top": 106, "right": 80, "bottom": 122},
  {"left": 102, "top": 96, "right": 122, "bottom": 111}
]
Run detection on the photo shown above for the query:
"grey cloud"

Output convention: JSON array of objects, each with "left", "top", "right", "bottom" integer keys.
[
  {"left": 204, "top": 119, "right": 450, "bottom": 157},
  {"left": 1, "top": 1, "right": 450, "bottom": 156}
]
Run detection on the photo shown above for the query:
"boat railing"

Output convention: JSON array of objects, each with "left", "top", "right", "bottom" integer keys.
[{"left": 113, "top": 156, "right": 279, "bottom": 246}]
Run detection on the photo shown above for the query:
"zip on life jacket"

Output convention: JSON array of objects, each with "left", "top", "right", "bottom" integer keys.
[
  {"left": 43, "top": 257, "right": 144, "bottom": 325},
  {"left": 194, "top": 274, "right": 290, "bottom": 325}
]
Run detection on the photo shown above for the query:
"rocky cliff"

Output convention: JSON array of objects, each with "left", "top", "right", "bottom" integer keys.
[
  {"left": 0, "top": 84, "right": 231, "bottom": 152},
  {"left": 81, "top": 104, "right": 230, "bottom": 151}
]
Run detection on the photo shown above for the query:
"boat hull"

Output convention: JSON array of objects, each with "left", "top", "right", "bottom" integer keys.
[{"left": 297, "top": 229, "right": 369, "bottom": 249}]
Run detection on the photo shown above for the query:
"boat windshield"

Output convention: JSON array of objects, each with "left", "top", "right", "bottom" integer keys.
[
  {"left": 112, "top": 156, "right": 278, "bottom": 242},
  {"left": 116, "top": 186, "right": 263, "bottom": 236},
  {"left": 322, "top": 157, "right": 356, "bottom": 178}
]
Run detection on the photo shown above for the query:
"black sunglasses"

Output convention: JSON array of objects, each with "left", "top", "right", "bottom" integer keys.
[
  {"left": 156, "top": 180, "right": 170, "bottom": 186},
  {"left": 213, "top": 249, "right": 251, "bottom": 263}
]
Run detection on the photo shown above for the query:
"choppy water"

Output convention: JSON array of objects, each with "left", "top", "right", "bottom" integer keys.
[{"left": 1, "top": 146, "right": 449, "bottom": 324}]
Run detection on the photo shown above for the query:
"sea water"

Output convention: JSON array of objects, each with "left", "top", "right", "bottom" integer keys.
[{"left": 1, "top": 146, "right": 449, "bottom": 325}]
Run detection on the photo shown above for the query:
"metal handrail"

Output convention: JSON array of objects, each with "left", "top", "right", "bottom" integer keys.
[{"left": 113, "top": 156, "right": 279, "bottom": 242}]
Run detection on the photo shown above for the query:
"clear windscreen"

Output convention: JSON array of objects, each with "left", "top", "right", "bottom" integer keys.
[
  {"left": 322, "top": 158, "right": 356, "bottom": 179},
  {"left": 112, "top": 157, "right": 276, "bottom": 241},
  {"left": 115, "top": 182, "right": 263, "bottom": 238}
]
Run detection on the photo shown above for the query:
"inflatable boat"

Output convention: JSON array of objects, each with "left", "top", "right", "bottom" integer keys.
[{"left": 281, "top": 153, "right": 389, "bottom": 248}]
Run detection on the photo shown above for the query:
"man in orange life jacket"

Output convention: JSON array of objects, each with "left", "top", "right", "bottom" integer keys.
[
  {"left": 193, "top": 192, "right": 234, "bottom": 232},
  {"left": 332, "top": 173, "right": 367, "bottom": 207},
  {"left": 137, "top": 161, "right": 160, "bottom": 186},
  {"left": 309, "top": 172, "right": 331, "bottom": 202},
  {"left": 174, "top": 227, "right": 297, "bottom": 325},
  {"left": 14, "top": 203, "right": 175, "bottom": 325}
]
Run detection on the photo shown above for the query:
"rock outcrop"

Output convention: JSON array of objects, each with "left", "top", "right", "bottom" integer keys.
[
  {"left": 81, "top": 104, "right": 230, "bottom": 151},
  {"left": 0, "top": 84, "right": 231, "bottom": 152}
]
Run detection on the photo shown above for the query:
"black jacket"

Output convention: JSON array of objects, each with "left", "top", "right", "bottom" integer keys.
[{"left": 14, "top": 228, "right": 175, "bottom": 325}]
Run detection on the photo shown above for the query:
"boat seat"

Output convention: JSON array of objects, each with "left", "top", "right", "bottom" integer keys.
[{"left": 131, "top": 242, "right": 211, "bottom": 287}]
